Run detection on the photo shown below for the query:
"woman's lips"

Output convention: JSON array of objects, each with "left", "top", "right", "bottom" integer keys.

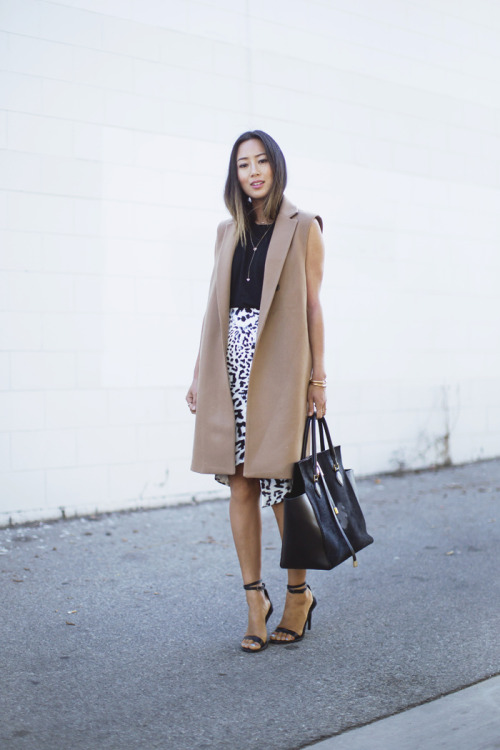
[{"left": 251, "top": 181, "right": 264, "bottom": 188}]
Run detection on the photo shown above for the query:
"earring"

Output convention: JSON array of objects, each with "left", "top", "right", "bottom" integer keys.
[{"left": 248, "top": 196, "right": 252, "bottom": 203}]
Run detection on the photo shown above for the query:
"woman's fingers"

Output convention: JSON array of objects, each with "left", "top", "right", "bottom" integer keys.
[
  {"left": 308, "top": 384, "right": 326, "bottom": 417},
  {"left": 186, "top": 387, "right": 197, "bottom": 414}
]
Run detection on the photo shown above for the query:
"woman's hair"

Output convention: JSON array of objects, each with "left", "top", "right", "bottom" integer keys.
[{"left": 224, "top": 130, "right": 287, "bottom": 244}]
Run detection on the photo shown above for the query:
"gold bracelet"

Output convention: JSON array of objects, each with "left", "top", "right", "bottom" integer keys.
[{"left": 309, "top": 379, "right": 327, "bottom": 388}]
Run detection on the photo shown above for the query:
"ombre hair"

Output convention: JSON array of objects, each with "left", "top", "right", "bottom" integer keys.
[{"left": 224, "top": 130, "right": 287, "bottom": 244}]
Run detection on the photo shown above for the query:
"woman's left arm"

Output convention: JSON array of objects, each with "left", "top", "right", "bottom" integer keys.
[{"left": 305, "top": 219, "right": 327, "bottom": 417}]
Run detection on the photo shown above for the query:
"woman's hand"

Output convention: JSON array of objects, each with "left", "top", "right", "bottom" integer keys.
[
  {"left": 187, "top": 352, "right": 200, "bottom": 415},
  {"left": 186, "top": 378, "right": 198, "bottom": 415},
  {"left": 307, "top": 383, "right": 327, "bottom": 418}
]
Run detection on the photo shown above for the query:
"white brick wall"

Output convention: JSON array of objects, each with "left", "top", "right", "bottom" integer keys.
[{"left": 1, "top": 0, "right": 499, "bottom": 524}]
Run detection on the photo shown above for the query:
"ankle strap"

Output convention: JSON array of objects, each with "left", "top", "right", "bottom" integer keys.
[
  {"left": 287, "top": 582, "right": 309, "bottom": 594},
  {"left": 243, "top": 579, "right": 265, "bottom": 591}
]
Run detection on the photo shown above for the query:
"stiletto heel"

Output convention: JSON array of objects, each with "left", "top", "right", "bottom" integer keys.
[
  {"left": 241, "top": 579, "right": 273, "bottom": 653},
  {"left": 270, "top": 582, "right": 317, "bottom": 644}
]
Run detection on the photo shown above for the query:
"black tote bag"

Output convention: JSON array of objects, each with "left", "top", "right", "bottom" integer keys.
[{"left": 280, "top": 414, "right": 374, "bottom": 570}]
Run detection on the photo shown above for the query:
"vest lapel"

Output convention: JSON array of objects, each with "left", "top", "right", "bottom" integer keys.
[
  {"left": 256, "top": 197, "right": 298, "bottom": 345},
  {"left": 216, "top": 222, "right": 237, "bottom": 354}
]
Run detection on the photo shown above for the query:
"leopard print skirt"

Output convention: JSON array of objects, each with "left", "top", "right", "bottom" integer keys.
[{"left": 215, "top": 307, "right": 293, "bottom": 507}]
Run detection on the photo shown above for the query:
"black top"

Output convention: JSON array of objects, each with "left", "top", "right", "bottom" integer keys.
[{"left": 230, "top": 222, "right": 275, "bottom": 309}]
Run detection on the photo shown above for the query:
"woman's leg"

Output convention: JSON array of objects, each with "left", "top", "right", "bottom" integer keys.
[
  {"left": 229, "top": 464, "right": 271, "bottom": 650},
  {"left": 271, "top": 501, "right": 314, "bottom": 642}
]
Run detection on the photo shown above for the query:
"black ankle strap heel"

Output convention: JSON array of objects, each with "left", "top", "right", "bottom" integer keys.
[
  {"left": 287, "top": 582, "right": 309, "bottom": 595},
  {"left": 270, "top": 581, "right": 317, "bottom": 644},
  {"left": 241, "top": 579, "right": 274, "bottom": 653},
  {"left": 243, "top": 579, "right": 266, "bottom": 592}
]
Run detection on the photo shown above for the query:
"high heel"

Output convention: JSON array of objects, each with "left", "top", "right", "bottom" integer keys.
[
  {"left": 270, "top": 582, "right": 317, "bottom": 645},
  {"left": 241, "top": 579, "right": 273, "bottom": 653}
]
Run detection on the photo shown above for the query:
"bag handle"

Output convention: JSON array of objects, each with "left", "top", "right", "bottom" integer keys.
[
  {"left": 300, "top": 414, "right": 321, "bottom": 487},
  {"left": 300, "top": 415, "right": 313, "bottom": 459},
  {"left": 300, "top": 414, "right": 318, "bottom": 462},
  {"left": 301, "top": 414, "right": 339, "bottom": 467},
  {"left": 317, "top": 417, "right": 344, "bottom": 486},
  {"left": 319, "top": 420, "right": 326, "bottom": 452},
  {"left": 317, "top": 417, "right": 338, "bottom": 465}
]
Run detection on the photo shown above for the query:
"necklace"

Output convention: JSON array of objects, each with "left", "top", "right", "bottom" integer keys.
[{"left": 246, "top": 223, "right": 273, "bottom": 282}]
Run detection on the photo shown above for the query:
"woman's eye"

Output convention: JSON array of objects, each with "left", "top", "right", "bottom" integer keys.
[
  {"left": 258, "top": 158, "right": 268, "bottom": 164},
  {"left": 238, "top": 163, "right": 248, "bottom": 169}
]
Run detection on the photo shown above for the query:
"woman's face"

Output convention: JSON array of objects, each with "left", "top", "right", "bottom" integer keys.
[{"left": 236, "top": 139, "right": 273, "bottom": 202}]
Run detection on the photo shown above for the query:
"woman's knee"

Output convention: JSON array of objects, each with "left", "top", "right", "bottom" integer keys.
[{"left": 230, "top": 472, "right": 260, "bottom": 505}]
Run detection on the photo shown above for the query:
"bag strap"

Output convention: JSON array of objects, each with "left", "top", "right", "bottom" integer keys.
[
  {"left": 319, "top": 420, "right": 326, "bottom": 452},
  {"left": 318, "top": 466, "right": 358, "bottom": 567},
  {"left": 300, "top": 414, "right": 321, "bottom": 489},
  {"left": 318, "top": 416, "right": 339, "bottom": 465},
  {"left": 318, "top": 417, "right": 342, "bottom": 477},
  {"left": 302, "top": 414, "right": 341, "bottom": 473},
  {"left": 311, "top": 413, "right": 317, "bottom": 472},
  {"left": 300, "top": 415, "right": 313, "bottom": 459},
  {"left": 300, "top": 413, "right": 318, "bottom": 463}
]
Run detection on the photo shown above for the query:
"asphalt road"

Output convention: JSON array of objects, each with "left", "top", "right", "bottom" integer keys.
[{"left": 1, "top": 459, "right": 499, "bottom": 750}]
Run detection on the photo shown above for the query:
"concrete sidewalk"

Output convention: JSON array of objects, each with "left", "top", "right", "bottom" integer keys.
[
  {"left": 1, "top": 459, "right": 499, "bottom": 750},
  {"left": 310, "top": 675, "right": 500, "bottom": 750}
]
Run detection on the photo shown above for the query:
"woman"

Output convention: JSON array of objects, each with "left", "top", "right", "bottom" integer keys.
[{"left": 186, "top": 130, "right": 327, "bottom": 652}]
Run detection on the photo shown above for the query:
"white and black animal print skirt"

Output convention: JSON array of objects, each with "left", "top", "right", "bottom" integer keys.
[{"left": 215, "top": 307, "right": 292, "bottom": 507}]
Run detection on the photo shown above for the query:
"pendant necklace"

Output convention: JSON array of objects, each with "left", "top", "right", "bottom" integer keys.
[{"left": 246, "top": 223, "right": 273, "bottom": 282}]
